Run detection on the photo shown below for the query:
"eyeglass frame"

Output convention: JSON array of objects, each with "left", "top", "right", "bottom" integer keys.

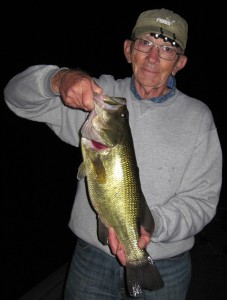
[{"left": 132, "top": 38, "right": 183, "bottom": 61}]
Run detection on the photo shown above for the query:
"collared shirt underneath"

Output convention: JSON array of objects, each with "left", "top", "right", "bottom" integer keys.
[{"left": 130, "top": 75, "right": 176, "bottom": 103}]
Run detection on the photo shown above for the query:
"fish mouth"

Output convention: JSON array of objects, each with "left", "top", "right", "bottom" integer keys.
[
  {"left": 91, "top": 140, "right": 108, "bottom": 150},
  {"left": 82, "top": 136, "right": 113, "bottom": 151}
]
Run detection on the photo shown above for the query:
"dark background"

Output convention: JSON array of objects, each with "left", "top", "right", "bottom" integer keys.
[{"left": 1, "top": 2, "right": 226, "bottom": 299}]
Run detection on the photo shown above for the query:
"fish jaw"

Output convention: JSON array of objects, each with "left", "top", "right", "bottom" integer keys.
[
  {"left": 93, "top": 92, "right": 127, "bottom": 108},
  {"left": 80, "top": 93, "right": 128, "bottom": 148},
  {"left": 81, "top": 110, "right": 108, "bottom": 146}
]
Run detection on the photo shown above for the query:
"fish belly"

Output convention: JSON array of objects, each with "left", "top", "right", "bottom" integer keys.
[{"left": 83, "top": 143, "right": 164, "bottom": 297}]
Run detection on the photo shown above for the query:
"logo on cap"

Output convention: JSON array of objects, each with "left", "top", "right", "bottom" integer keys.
[{"left": 156, "top": 18, "right": 175, "bottom": 26}]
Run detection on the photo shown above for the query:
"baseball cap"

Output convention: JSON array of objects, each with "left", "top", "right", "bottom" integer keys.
[{"left": 131, "top": 8, "right": 188, "bottom": 50}]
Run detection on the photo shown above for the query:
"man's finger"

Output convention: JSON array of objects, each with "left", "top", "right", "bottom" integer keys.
[
  {"left": 116, "top": 247, "right": 126, "bottom": 266},
  {"left": 108, "top": 227, "right": 118, "bottom": 254},
  {"left": 138, "top": 237, "right": 147, "bottom": 249}
]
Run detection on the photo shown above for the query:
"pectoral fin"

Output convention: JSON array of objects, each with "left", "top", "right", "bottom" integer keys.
[
  {"left": 77, "top": 155, "right": 106, "bottom": 184},
  {"left": 77, "top": 161, "right": 87, "bottom": 180},
  {"left": 91, "top": 155, "right": 106, "bottom": 184}
]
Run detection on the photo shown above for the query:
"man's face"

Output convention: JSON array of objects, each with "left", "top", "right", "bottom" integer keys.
[{"left": 124, "top": 33, "right": 186, "bottom": 94}]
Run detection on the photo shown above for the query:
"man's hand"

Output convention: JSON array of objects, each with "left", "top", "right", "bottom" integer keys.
[
  {"left": 51, "top": 69, "right": 103, "bottom": 111},
  {"left": 108, "top": 227, "right": 152, "bottom": 266}
]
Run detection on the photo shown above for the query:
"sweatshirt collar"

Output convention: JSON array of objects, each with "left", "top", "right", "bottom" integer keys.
[{"left": 130, "top": 75, "right": 176, "bottom": 103}]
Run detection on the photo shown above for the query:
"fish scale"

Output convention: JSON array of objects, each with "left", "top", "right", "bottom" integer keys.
[{"left": 77, "top": 93, "right": 164, "bottom": 297}]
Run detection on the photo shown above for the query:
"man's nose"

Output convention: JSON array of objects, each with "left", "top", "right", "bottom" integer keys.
[{"left": 147, "top": 46, "right": 160, "bottom": 61}]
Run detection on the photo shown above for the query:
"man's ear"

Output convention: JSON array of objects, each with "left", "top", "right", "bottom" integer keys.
[
  {"left": 172, "top": 55, "right": 187, "bottom": 76},
  {"left": 124, "top": 40, "right": 132, "bottom": 63}
]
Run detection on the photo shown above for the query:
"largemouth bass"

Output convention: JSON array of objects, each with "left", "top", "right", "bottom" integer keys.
[{"left": 77, "top": 93, "right": 164, "bottom": 297}]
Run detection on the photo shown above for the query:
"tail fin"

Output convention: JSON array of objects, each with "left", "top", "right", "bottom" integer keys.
[{"left": 125, "top": 255, "right": 164, "bottom": 297}]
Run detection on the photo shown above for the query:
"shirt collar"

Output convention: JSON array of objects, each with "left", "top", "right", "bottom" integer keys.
[{"left": 130, "top": 75, "right": 176, "bottom": 103}]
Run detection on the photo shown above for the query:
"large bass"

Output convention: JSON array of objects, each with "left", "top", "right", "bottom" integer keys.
[{"left": 77, "top": 93, "right": 164, "bottom": 297}]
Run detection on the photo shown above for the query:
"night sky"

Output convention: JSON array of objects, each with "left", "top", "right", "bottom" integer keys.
[{"left": 2, "top": 2, "right": 226, "bottom": 299}]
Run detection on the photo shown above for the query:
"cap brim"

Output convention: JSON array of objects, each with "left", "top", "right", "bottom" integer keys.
[{"left": 132, "top": 26, "right": 184, "bottom": 50}]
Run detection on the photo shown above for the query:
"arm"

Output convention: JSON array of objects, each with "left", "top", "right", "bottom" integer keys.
[
  {"left": 4, "top": 65, "right": 103, "bottom": 146},
  {"left": 151, "top": 115, "right": 222, "bottom": 243},
  {"left": 5, "top": 65, "right": 102, "bottom": 112}
]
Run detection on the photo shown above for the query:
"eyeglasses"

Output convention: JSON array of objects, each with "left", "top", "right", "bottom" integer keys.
[{"left": 133, "top": 38, "right": 182, "bottom": 61}]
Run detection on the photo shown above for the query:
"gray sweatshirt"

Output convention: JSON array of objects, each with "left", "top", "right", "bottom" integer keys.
[{"left": 4, "top": 65, "right": 222, "bottom": 260}]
